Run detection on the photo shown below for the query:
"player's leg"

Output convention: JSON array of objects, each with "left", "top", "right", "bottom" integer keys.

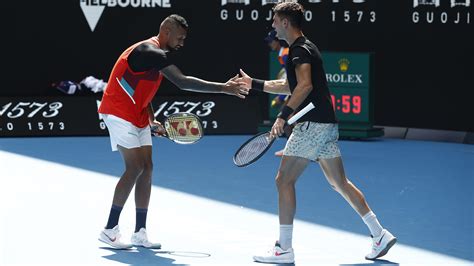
[
  {"left": 112, "top": 146, "right": 146, "bottom": 207},
  {"left": 276, "top": 155, "right": 309, "bottom": 249},
  {"left": 130, "top": 127, "right": 161, "bottom": 249},
  {"left": 134, "top": 146, "right": 152, "bottom": 228},
  {"left": 99, "top": 145, "right": 144, "bottom": 249},
  {"left": 99, "top": 114, "right": 146, "bottom": 249},
  {"left": 277, "top": 156, "right": 309, "bottom": 226},
  {"left": 319, "top": 156, "right": 370, "bottom": 216},
  {"left": 319, "top": 156, "right": 396, "bottom": 260},
  {"left": 253, "top": 155, "right": 309, "bottom": 264},
  {"left": 313, "top": 123, "right": 372, "bottom": 216},
  {"left": 254, "top": 122, "right": 312, "bottom": 264}
]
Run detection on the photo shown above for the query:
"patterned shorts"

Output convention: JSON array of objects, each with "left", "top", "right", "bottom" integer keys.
[{"left": 283, "top": 122, "right": 341, "bottom": 161}]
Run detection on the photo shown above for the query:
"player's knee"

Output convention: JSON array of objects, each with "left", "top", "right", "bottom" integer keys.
[
  {"left": 142, "top": 161, "right": 153, "bottom": 175},
  {"left": 125, "top": 162, "right": 145, "bottom": 177},
  {"left": 275, "top": 173, "right": 295, "bottom": 188},
  {"left": 331, "top": 179, "right": 349, "bottom": 194}
]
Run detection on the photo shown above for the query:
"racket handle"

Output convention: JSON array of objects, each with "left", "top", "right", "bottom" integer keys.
[
  {"left": 287, "top": 102, "right": 315, "bottom": 125},
  {"left": 150, "top": 125, "right": 167, "bottom": 137}
]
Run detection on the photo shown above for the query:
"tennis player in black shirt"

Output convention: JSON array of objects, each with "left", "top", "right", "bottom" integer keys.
[{"left": 237, "top": 2, "right": 396, "bottom": 263}]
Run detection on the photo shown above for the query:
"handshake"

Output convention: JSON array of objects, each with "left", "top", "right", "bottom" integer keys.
[{"left": 221, "top": 69, "right": 256, "bottom": 99}]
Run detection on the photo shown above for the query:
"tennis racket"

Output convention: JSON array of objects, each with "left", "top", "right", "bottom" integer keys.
[
  {"left": 233, "top": 102, "right": 315, "bottom": 167},
  {"left": 151, "top": 112, "right": 204, "bottom": 144}
]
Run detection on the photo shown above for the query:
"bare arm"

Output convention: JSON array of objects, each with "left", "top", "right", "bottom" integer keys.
[
  {"left": 262, "top": 79, "right": 291, "bottom": 95},
  {"left": 161, "top": 65, "right": 248, "bottom": 98},
  {"left": 269, "top": 63, "right": 313, "bottom": 137},
  {"left": 237, "top": 69, "right": 291, "bottom": 95},
  {"left": 161, "top": 65, "right": 223, "bottom": 93},
  {"left": 147, "top": 103, "right": 165, "bottom": 135}
]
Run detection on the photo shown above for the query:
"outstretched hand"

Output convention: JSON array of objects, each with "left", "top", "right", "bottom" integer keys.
[
  {"left": 223, "top": 74, "right": 250, "bottom": 99},
  {"left": 234, "top": 69, "right": 252, "bottom": 90}
]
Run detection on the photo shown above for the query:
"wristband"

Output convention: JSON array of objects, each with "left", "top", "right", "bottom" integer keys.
[
  {"left": 251, "top": 78, "right": 265, "bottom": 91},
  {"left": 277, "top": 105, "right": 294, "bottom": 121}
]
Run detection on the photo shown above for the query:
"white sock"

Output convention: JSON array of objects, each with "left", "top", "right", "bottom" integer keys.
[
  {"left": 279, "top": 224, "right": 293, "bottom": 250},
  {"left": 362, "top": 211, "right": 383, "bottom": 237}
]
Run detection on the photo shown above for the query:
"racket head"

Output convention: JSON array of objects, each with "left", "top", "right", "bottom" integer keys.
[
  {"left": 163, "top": 112, "right": 204, "bottom": 144},
  {"left": 233, "top": 131, "right": 275, "bottom": 167}
]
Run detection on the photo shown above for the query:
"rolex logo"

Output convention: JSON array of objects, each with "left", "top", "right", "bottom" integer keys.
[{"left": 338, "top": 58, "right": 350, "bottom": 72}]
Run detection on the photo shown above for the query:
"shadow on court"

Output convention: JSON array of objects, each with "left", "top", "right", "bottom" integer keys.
[
  {"left": 1, "top": 136, "right": 473, "bottom": 261},
  {"left": 339, "top": 258, "right": 399, "bottom": 265},
  {"left": 252, "top": 259, "right": 399, "bottom": 266},
  {"left": 100, "top": 247, "right": 186, "bottom": 266}
]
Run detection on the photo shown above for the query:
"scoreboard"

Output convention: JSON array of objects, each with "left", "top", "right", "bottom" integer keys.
[{"left": 323, "top": 52, "right": 383, "bottom": 138}]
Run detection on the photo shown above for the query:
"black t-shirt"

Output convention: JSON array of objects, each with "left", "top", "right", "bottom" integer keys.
[{"left": 286, "top": 36, "right": 337, "bottom": 123}]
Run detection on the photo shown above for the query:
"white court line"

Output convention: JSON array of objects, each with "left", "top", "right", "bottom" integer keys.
[{"left": 0, "top": 150, "right": 472, "bottom": 265}]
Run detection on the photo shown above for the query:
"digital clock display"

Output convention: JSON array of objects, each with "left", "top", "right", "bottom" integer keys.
[{"left": 329, "top": 87, "right": 369, "bottom": 123}]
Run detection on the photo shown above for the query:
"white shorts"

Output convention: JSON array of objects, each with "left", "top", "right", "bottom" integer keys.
[{"left": 102, "top": 114, "right": 152, "bottom": 152}]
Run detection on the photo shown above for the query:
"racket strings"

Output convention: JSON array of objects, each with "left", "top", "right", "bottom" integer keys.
[
  {"left": 166, "top": 115, "right": 203, "bottom": 144},
  {"left": 234, "top": 133, "right": 273, "bottom": 166}
]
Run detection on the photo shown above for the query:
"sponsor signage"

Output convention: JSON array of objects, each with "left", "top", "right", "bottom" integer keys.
[{"left": 0, "top": 96, "right": 259, "bottom": 137}]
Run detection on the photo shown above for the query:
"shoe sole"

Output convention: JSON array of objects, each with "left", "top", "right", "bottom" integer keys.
[
  {"left": 98, "top": 236, "right": 133, "bottom": 250},
  {"left": 254, "top": 260, "right": 295, "bottom": 264},
  {"left": 366, "top": 237, "right": 397, "bottom": 260},
  {"left": 253, "top": 256, "right": 294, "bottom": 264}
]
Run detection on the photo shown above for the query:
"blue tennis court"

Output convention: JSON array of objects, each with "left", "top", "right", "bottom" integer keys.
[{"left": 1, "top": 136, "right": 472, "bottom": 265}]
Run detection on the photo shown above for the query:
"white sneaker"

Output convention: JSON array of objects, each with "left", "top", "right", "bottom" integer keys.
[
  {"left": 253, "top": 241, "right": 295, "bottom": 264},
  {"left": 99, "top": 225, "right": 133, "bottom": 249},
  {"left": 131, "top": 228, "right": 161, "bottom": 249},
  {"left": 365, "top": 229, "right": 397, "bottom": 260}
]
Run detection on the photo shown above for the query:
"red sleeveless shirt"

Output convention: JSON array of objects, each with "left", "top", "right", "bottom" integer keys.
[{"left": 98, "top": 37, "right": 163, "bottom": 128}]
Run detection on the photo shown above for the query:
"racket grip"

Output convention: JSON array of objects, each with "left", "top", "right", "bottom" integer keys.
[
  {"left": 150, "top": 125, "right": 166, "bottom": 136},
  {"left": 287, "top": 102, "right": 315, "bottom": 125},
  {"left": 150, "top": 125, "right": 160, "bottom": 134}
]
